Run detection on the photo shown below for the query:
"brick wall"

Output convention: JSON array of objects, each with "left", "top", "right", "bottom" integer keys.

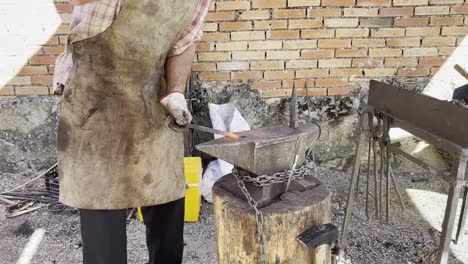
[{"left": 1, "top": 0, "right": 467, "bottom": 99}]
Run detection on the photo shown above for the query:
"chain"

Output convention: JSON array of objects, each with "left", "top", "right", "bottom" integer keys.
[
  {"left": 232, "top": 170, "right": 267, "bottom": 264},
  {"left": 233, "top": 163, "right": 312, "bottom": 187}
]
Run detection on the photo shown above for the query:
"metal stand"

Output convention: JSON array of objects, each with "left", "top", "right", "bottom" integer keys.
[{"left": 341, "top": 81, "right": 468, "bottom": 264}]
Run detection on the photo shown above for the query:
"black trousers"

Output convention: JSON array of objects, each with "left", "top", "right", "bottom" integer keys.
[{"left": 79, "top": 198, "right": 185, "bottom": 264}]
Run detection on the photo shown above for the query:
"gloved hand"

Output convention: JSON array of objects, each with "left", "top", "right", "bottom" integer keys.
[{"left": 160, "top": 92, "right": 192, "bottom": 127}]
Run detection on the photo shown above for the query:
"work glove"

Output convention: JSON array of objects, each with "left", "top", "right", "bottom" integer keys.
[{"left": 160, "top": 92, "right": 192, "bottom": 127}]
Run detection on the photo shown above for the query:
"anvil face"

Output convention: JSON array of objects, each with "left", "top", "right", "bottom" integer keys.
[{"left": 195, "top": 123, "right": 321, "bottom": 175}]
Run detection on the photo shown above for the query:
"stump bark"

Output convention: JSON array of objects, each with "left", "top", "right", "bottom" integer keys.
[{"left": 213, "top": 174, "right": 331, "bottom": 264}]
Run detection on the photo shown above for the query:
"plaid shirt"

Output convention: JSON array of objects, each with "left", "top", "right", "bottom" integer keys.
[{"left": 53, "top": 0, "right": 209, "bottom": 92}]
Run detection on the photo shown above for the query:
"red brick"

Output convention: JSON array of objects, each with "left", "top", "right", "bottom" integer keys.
[
  {"left": 451, "top": 6, "right": 468, "bottom": 14},
  {"left": 319, "top": 59, "right": 352, "bottom": 68},
  {"left": 29, "top": 56, "right": 57, "bottom": 65},
  {"left": 231, "top": 31, "right": 265, "bottom": 40},
  {"left": 379, "top": 7, "right": 414, "bottom": 17},
  {"left": 385, "top": 58, "right": 418, "bottom": 66},
  {"left": 273, "top": 9, "right": 306, "bottom": 19},
  {"left": 393, "top": 0, "right": 428, "bottom": 5},
  {"left": 322, "top": 0, "right": 356, "bottom": 6},
  {"left": 386, "top": 37, "right": 421, "bottom": 47},
  {"left": 308, "top": 8, "right": 342, "bottom": 17},
  {"left": 251, "top": 61, "right": 285, "bottom": 70},
  {"left": 315, "top": 78, "right": 348, "bottom": 87},
  {"left": 267, "top": 51, "right": 300, "bottom": 60},
  {"left": 369, "top": 48, "right": 402, "bottom": 57},
  {"left": 430, "top": 17, "right": 464, "bottom": 26},
  {"left": 217, "top": 62, "right": 250, "bottom": 71},
  {"left": 201, "top": 33, "right": 230, "bottom": 42},
  {"left": 45, "top": 37, "right": 59, "bottom": 45},
  {"left": 232, "top": 51, "right": 265, "bottom": 60},
  {"left": 262, "top": 89, "right": 293, "bottom": 98},
  {"left": 252, "top": 0, "right": 286, "bottom": 8},
  {"left": 324, "top": 18, "right": 359, "bottom": 27},
  {"left": 239, "top": 10, "right": 270, "bottom": 20},
  {"left": 301, "top": 50, "right": 335, "bottom": 58},
  {"left": 216, "top": 1, "right": 250, "bottom": 10},
  {"left": 302, "top": 29, "right": 335, "bottom": 38},
  {"left": 264, "top": 70, "right": 295, "bottom": 80},
  {"left": 336, "top": 28, "right": 369, "bottom": 37},
  {"left": 336, "top": 49, "right": 368, "bottom": 57},
  {"left": 296, "top": 69, "right": 329, "bottom": 78},
  {"left": 15, "top": 86, "right": 50, "bottom": 96},
  {"left": 281, "top": 79, "right": 315, "bottom": 89},
  {"left": 422, "top": 37, "right": 456, "bottom": 46},
  {"left": 255, "top": 20, "right": 288, "bottom": 30},
  {"left": 18, "top": 66, "right": 48, "bottom": 75},
  {"left": 198, "top": 52, "right": 231, "bottom": 62},
  {"left": 198, "top": 72, "right": 230, "bottom": 81},
  {"left": 328, "top": 86, "right": 356, "bottom": 95},
  {"left": 318, "top": 39, "right": 351, "bottom": 48},
  {"left": 216, "top": 42, "right": 248, "bottom": 51},
  {"left": 31, "top": 76, "right": 53, "bottom": 85},
  {"left": 283, "top": 40, "right": 317, "bottom": 49},
  {"left": 48, "top": 66, "right": 55, "bottom": 74},
  {"left": 364, "top": 68, "right": 397, "bottom": 76},
  {"left": 419, "top": 57, "right": 447, "bottom": 66},
  {"left": 352, "top": 39, "right": 385, "bottom": 47},
  {"left": 330, "top": 68, "right": 363, "bottom": 76},
  {"left": 268, "top": 30, "right": 300, "bottom": 39},
  {"left": 288, "top": 0, "right": 321, "bottom": 7},
  {"left": 286, "top": 60, "right": 318, "bottom": 68},
  {"left": 251, "top": 81, "right": 282, "bottom": 89},
  {"left": 415, "top": 6, "right": 450, "bottom": 15},
  {"left": 196, "top": 42, "right": 214, "bottom": 52},
  {"left": 353, "top": 58, "right": 384, "bottom": 67},
  {"left": 192, "top": 63, "right": 216, "bottom": 72},
  {"left": 231, "top": 71, "right": 263, "bottom": 80},
  {"left": 0, "top": 86, "right": 14, "bottom": 96},
  {"left": 357, "top": 0, "right": 391, "bottom": 6},
  {"left": 394, "top": 17, "right": 429, "bottom": 27},
  {"left": 397, "top": 67, "right": 430, "bottom": 77},
  {"left": 219, "top": 22, "right": 252, "bottom": 31},
  {"left": 205, "top": 12, "right": 235, "bottom": 22},
  {"left": 442, "top": 26, "right": 468, "bottom": 35},
  {"left": 289, "top": 19, "right": 322, "bottom": 29},
  {"left": 44, "top": 46, "right": 65, "bottom": 55},
  {"left": 249, "top": 41, "right": 283, "bottom": 50},
  {"left": 344, "top": 8, "right": 379, "bottom": 16}
]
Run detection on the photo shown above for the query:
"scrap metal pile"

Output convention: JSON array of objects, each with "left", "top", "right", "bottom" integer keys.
[{"left": 0, "top": 164, "right": 72, "bottom": 217}]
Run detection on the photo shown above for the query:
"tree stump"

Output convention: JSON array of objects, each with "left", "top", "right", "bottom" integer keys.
[{"left": 213, "top": 174, "right": 331, "bottom": 264}]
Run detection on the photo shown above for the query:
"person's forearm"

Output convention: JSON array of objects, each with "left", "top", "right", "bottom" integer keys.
[
  {"left": 69, "top": 0, "right": 98, "bottom": 5},
  {"left": 165, "top": 43, "right": 197, "bottom": 95}
]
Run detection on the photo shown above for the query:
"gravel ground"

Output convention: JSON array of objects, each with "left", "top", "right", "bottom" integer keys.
[{"left": 0, "top": 168, "right": 466, "bottom": 264}]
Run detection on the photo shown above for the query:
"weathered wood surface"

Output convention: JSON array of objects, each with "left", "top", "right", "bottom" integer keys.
[{"left": 213, "top": 174, "right": 331, "bottom": 264}]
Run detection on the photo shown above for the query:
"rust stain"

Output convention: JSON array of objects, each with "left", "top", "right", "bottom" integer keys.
[
  {"left": 143, "top": 173, "right": 153, "bottom": 184},
  {"left": 57, "top": 119, "right": 71, "bottom": 151}
]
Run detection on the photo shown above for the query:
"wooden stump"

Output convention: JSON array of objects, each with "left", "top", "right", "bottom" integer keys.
[{"left": 213, "top": 174, "right": 331, "bottom": 264}]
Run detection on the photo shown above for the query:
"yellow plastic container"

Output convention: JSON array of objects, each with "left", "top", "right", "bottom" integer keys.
[
  {"left": 137, "top": 157, "right": 203, "bottom": 223},
  {"left": 183, "top": 157, "right": 203, "bottom": 222}
]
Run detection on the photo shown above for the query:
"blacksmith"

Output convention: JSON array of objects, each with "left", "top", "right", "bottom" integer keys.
[{"left": 53, "top": 0, "right": 209, "bottom": 263}]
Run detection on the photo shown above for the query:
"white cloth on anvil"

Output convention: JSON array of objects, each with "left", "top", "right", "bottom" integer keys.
[{"left": 201, "top": 103, "right": 250, "bottom": 203}]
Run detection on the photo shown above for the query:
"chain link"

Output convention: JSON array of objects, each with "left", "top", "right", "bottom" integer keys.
[
  {"left": 233, "top": 163, "right": 312, "bottom": 187},
  {"left": 232, "top": 170, "right": 267, "bottom": 264}
]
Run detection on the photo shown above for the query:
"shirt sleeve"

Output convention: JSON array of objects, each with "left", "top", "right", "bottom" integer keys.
[{"left": 168, "top": 0, "right": 210, "bottom": 57}]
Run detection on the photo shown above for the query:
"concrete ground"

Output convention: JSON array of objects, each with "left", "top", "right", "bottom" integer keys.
[{"left": 0, "top": 168, "right": 467, "bottom": 264}]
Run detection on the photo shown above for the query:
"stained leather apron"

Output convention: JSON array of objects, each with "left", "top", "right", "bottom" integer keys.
[{"left": 57, "top": 0, "right": 200, "bottom": 209}]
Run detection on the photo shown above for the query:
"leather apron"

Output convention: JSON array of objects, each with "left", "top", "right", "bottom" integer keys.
[{"left": 57, "top": 0, "right": 200, "bottom": 209}]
